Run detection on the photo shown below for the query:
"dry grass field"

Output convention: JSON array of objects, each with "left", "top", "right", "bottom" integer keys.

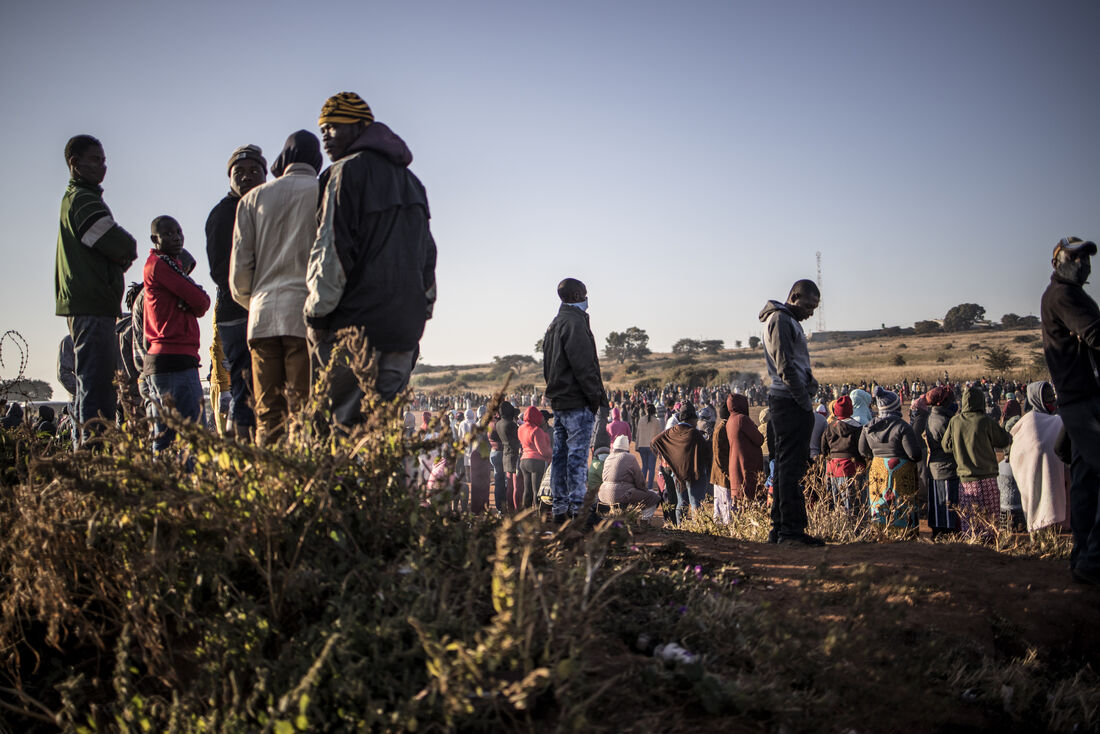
[{"left": 413, "top": 327, "right": 1047, "bottom": 395}]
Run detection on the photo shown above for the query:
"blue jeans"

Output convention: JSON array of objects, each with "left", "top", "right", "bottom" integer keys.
[
  {"left": 673, "top": 475, "right": 708, "bottom": 525},
  {"left": 1060, "top": 397, "right": 1100, "bottom": 572},
  {"left": 551, "top": 407, "right": 596, "bottom": 516},
  {"left": 67, "top": 315, "right": 117, "bottom": 447},
  {"left": 637, "top": 446, "right": 657, "bottom": 488},
  {"left": 148, "top": 369, "right": 202, "bottom": 453},
  {"left": 218, "top": 321, "right": 254, "bottom": 429},
  {"left": 489, "top": 450, "right": 506, "bottom": 512}
]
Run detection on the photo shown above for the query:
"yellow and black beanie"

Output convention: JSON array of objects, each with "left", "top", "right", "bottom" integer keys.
[{"left": 318, "top": 92, "right": 375, "bottom": 126}]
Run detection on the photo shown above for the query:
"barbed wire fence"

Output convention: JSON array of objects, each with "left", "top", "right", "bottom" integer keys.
[{"left": 0, "top": 330, "right": 30, "bottom": 400}]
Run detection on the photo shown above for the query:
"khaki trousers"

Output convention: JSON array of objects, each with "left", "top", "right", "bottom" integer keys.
[{"left": 250, "top": 336, "right": 310, "bottom": 446}]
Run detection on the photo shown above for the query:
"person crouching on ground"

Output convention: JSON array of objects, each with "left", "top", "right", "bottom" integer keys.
[
  {"left": 599, "top": 435, "right": 660, "bottom": 522},
  {"left": 858, "top": 388, "right": 924, "bottom": 529},
  {"left": 143, "top": 216, "right": 210, "bottom": 453}
]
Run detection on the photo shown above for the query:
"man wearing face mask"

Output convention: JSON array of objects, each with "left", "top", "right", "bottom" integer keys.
[
  {"left": 543, "top": 277, "right": 608, "bottom": 524},
  {"left": 305, "top": 92, "right": 437, "bottom": 431},
  {"left": 1041, "top": 236, "right": 1100, "bottom": 585},
  {"left": 759, "top": 279, "right": 824, "bottom": 546},
  {"left": 206, "top": 144, "right": 267, "bottom": 441}
]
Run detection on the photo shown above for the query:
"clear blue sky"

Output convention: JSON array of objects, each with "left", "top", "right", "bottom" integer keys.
[{"left": 2, "top": 0, "right": 1098, "bottom": 397}]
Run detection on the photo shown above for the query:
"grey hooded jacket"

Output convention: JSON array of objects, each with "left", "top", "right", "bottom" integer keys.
[{"left": 759, "top": 300, "right": 818, "bottom": 411}]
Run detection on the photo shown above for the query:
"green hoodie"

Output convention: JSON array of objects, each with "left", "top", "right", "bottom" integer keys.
[
  {"left": 942, "top": 387, "right": 1012, "bottom": 481},
  {"left": 55, "top": 178, "right": 138, "bottom": 316}
]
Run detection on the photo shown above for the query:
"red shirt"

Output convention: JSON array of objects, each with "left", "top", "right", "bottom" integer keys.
[{"left": 143, "top": 251, "right": 210, "bottom": 358}]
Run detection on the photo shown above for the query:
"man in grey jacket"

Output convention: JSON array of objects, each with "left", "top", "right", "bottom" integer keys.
[{"left": 759, "top": 279, "right": 823, "bottom": 545}]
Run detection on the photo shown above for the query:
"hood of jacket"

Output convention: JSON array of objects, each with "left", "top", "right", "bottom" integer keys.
[
  {"left": 1025, "top": 381, "right": 1054, "bottom": 414},
  {"left": 271, "top": 129, "right": 322, "bottom": 177},
  {"left": 611, "top": 407, "right": 621, "bottom": 421},
  {"left": 728, "top": 393, "right": 749, "bottom": 417},
  {"left": 522, "top": 405, "right": 543, "bottom": 426},
  {"left": 758, "top": 299, "right": 792, "bottom": 323},
  {"left": 347, "top": 121, "right": 413, "bottom": 167},
  {"left": 961, "top": 386, "right": 986, "bottom": 414}
]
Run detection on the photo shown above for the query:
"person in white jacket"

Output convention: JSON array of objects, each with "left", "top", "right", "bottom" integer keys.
[
  {"left": 1009, "top": 381, "right": 1069, "bottom": 532},
  {"left": 230, "top": 130, "right": 321, "bottom": 445}
]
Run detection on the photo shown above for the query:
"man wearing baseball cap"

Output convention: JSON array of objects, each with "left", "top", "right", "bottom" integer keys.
[
  {"left": 1041, "top": 236, "right": 1100, "bottom": 585},
  {"left": 304, "top": 92, "right": 437, "bottom": 430},
  {"left": 205, "top": 144, "right": 266, "bottom": 440}
]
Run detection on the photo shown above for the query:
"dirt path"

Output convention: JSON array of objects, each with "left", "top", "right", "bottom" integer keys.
[{"left": 633, "top": 526, "right": 1100, "bottom": 663}]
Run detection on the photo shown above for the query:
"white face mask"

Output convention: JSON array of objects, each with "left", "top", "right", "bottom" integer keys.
[{"left": 567, "top": 299, "right": 589, "bottom": 312}]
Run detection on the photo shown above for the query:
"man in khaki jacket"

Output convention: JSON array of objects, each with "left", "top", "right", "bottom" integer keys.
[{"left": 230, "top": 131, "right": 321, "bottom": 445}]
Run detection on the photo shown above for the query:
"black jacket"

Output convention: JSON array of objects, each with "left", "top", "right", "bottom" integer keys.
[
  {"left": 1041, "top": 273, "right": 1100, "bottom": 405},
  {"left": 304, "top": 123, "right": 437, "bottom": 352},
  {"left": 205, "top": 193, "right": 248, "bottom": 323},
  {"left": 542, "top": 304, "right": 606, "bottom": 412}
]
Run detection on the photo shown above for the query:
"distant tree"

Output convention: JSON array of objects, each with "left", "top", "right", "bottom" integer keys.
[
  {"left": 748, "top": 336, "right": 761, "bottom": 350},
  {"left": 879, "top": 326, "right": 902, "bottom": 337},
  {"left": 699, "top": 339, "right": 724, "bottom": 355},
  {"left": 604, "top": 327, "right": 650, "bottom": 363},
  {"left": 491, "top": 354, "right": 537, "bottom": 375},
  {"left": 943, "top": 303, "right": 986, "bottom": 332},
  {"left": 534, "top": 337, "right": 544, "bottom": 354},
  {"left": 892, "top": 354, "right": 906, "bottom": 366},
  {"left": 1, "top": 379, "right": 52, "bottom": 401},
  {"left": 984, "top": 346, "right": 1019, "bottom": 372},
  {"left": 671, "top": 338, "right": 702, "bottom": 355},
  {"left": 914, "top": 320, "right": 942, "bottom": 335},
  {"left": 1018, "top": 315, "right": 1040, "bottom": 328},
  {"left": 1001, "top": 313, "right": 1022, "bottom": 329},
  {"left": 734, "top": 340, "right": 743, "bottom": 349}
]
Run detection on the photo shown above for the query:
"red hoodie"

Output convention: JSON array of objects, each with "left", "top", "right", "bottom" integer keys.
[
  {"left": 518, "top": 406, "right": 551, "bottom": 461},
  {"left": 143, "top": 251, "right": 210, "bottom": 358}
]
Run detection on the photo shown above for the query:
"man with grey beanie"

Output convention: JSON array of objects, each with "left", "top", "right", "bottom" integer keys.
[
  {"left": 1041, "top": 236, "right": 1100, "bottom": 585},
  {"left": 206, "top": 144, "right": 266, "bottom": 440}
]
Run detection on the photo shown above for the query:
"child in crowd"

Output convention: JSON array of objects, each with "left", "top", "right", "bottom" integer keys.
[{"left": 142, "top": 216, "right": 210, "bottom": 452}]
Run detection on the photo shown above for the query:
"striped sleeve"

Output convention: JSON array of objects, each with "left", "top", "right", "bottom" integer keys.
[{"left": 71, "top": 190, "right": 116, "bottom": 248}]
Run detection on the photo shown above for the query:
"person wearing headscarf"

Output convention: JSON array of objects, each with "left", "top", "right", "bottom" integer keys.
[
  {"left": 651, "top": 403, "right": 713, "bottom": 526},
  {"left": 635, "top": 403, "right": 662, "bottom": 489},
  {"left": 820, "top": 396, "right": 864, "bottom": 511},
  {"left": 710, "top": 400, "right": 733, "bottom": 524},
  {"left": 924, "top": 385, "right": 961, "bottom": 538},
  {"left": 942, "top": 386, "right": 1012, "bottom": 539},
  {"left": 1008, "top": 381, "right": 1069, "bottom": 532},
  {"left": 517, "top": 406, "right": 552, "bottom": 510},
  {"left": 495, "top": 401, "right": 521, "bottom": 512},
  {"left": 849, "top": 389, "right": 873, "bottom": 427},
  {"left": 607, "top": 406, "right": 631, "bottom": 443},
  {"left": 858, "top": 388, "right": 923, "bottom": 529},
  {"left": 1001, "top": 391, "right": 1022, "bottom": 425},
  {"left": 599, "top": 435, "right": 660, "bottom": 521},
  {"left": 2, "top": 402, "right": 24, "bottom": 430},
  {"left": 35, "top": 405, "right": 58, "bottom": 437},
  {"left": 725, "top": 393, "right": 765, "bottom": 504}
]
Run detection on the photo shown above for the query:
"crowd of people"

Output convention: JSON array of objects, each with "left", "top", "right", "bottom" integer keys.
[{"left": 14, "top": 96, "right": 1100, "bottom": 586}]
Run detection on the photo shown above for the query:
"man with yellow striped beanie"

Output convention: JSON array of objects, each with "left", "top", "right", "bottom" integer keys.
[{"left": 305, "top": 92, "right": 437, "bottom": 433}]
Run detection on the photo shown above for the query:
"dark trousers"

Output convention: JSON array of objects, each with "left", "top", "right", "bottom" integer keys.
[
  {"left": 1060, "top": 397, "right": 1100, "bottom": 572},
  {"left": 67, "top": 315, "right": 117, "bottom": 447},
  {"left": 768, "top": 395, "right": 813, "bottom": 536},
  {"left": 218, "top": 321, "right": 254, "bottom": 429}
]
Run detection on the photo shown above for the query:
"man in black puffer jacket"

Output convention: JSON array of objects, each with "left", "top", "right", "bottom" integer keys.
[
  {"left": 1041, "top": 236, "right": 1100, "bottom": 585},
  {"left": 305, "top": 93, "right": 437, "bottom": 432}
]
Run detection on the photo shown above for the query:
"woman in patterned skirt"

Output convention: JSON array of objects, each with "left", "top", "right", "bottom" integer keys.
[
  {"left": 923, "top": 385, "right": 961, "bottom": 539},
  {"left": 858, "top": 388, "right": 924, "bottom": 529},
  {"left": 943, "top": 385, "right": 1013, "bottom": 539}
]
